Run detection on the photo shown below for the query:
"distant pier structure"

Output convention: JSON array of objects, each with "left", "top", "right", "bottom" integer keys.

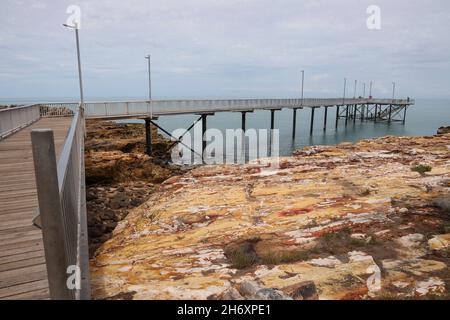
[{"left": 64, "top": 97, "right": 414, "bottom": 154}]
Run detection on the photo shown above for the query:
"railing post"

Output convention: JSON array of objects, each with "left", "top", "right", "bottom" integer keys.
[{"left": 31, "top": 129, "right": 72, "bottom": 300}]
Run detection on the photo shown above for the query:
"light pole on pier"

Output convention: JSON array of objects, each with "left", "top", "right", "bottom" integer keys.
[
  {"left": 353, "top": 80, "right": 357, "bottom": 99},
  {"left": 363, "top": 82, "right": 366, "bottom": 98},
  {"left": 63, "top": 23, "right": 84, "bottom": 108},
  {"left": 301, "top": 70, "right": 305, "bottom": 106},
  {"left": 369, "top": 81, "right": 373, "bottom": 97},
  {"left": 392, "top": 82, "right": 396, "bottom": 101},
  {"left": 145, "top": 55, "right": 152, "bottom": 117},
  {"left": 343, "top": 78, "right": 347, "bottom": 104}
]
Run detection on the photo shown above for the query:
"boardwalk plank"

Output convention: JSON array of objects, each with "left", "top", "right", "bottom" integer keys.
[{"left": 0, "top": 117, "right": 72, "bottom": 300}]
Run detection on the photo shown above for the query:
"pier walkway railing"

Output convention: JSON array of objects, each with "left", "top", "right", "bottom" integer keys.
[
  {"left": 33, "top": 98, "right": 414, "bottom": 119},
  {"left": 0, "top": 104, "right": 40, "bottom": 140},
  {"left": 30, "top": 107, "right": 90, "bottom": 300}
]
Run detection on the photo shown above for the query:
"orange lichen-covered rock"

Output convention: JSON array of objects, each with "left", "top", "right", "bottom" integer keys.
[{"left": 90, "top": 132, "right": 450, "bottom": 300}]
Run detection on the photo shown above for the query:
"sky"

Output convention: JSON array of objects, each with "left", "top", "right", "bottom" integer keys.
[{"left": 1, "top": 0, "right": 450, "bottom": 101}]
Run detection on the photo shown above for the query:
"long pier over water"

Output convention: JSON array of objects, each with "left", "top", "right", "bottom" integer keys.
[{"left": 0, "top": 97, "right": 414, "bottom": 299}]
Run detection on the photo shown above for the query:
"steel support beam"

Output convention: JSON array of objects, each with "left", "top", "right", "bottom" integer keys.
[
  {"left": 292, "top": 108, "right": 298, "bottom": 140},
  {"left": 201, "top": 114, "right": 207, "bottom": 156},
  {"left": 335, "top": 105, "right": 340, "bottom": 129},
  {"left": 403, "top": 106, "right": 407, "bottom": 124},
  {"left": 323, "top": 106, "right": 328, "bottom": 131},
  {"left": 241, "top": 111, "right": 247, "bottom": 132},
  {"left": 310, "top": 107, "right": 315, "bottom": 136},
  {"left": 345, "top": 105, "right": 349, "bottom": 126}
]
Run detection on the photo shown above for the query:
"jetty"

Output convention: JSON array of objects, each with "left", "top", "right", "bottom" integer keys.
[{"left": 0, "top": 97, "right": 414, "bottom": 299}]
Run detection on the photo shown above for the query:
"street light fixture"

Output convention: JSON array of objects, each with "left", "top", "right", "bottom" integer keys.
[
  {"left": 300, "top": 70, "right": 304, "bottom": 106},
  {"left": 392, "top": 82, "right": 396, "bottom": 101},
  {"left": 145, "top": 55, "right": 152, "bottom": 117},
  {"left": 63, "top": 23, "right": 84, "bottom": 108},
  {"left": 343, "top": 78, "right": 347, "bottom": 104}
]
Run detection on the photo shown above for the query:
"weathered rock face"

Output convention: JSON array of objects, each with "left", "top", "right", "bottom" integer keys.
[
  {"left": 85, "top": 120, "right": 187, "bottom": 256},
  {"left": 90, "top": 133, "right": 450, "bottom": 300},
  {"left": 437, "top": 126, "right": 450, "bottom": 135}
]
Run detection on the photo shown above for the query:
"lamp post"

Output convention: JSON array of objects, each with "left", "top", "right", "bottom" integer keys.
[
  {"left": 369, "top": 81, "right": 373, "bottom": 97},
  {"left": 363, "top": 82, "right": 366, "bottom": 98},
  {"left": 63, "top": 23, "right": 84, "bottom": 108},
  {"left": 353, "top": 80, "right": 357, "bottom": 99},
  {"left": 145, "top": 55, "right": 152, "bottom": 117},
  {"left": 343, "top": 78, "right": 347, "bottom": 104},
  {"left": 300, "top": 70, "right": 304, "bottom": 106},
  {"left": 392, "top": 82, "right": 396, "bottom": 101}
]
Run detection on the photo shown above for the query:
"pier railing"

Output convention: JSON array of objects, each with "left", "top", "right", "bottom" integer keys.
[
  {"left": 0, "top": 104, "right": 40, "bottom": 140},
  {"left": 31, "top": 107, "right": 90, "bottom": 300},
  {"left": 35, "top": 98, "right": 413, "bottom": 119}
]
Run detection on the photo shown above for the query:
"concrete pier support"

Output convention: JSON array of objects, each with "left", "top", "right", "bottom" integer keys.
[
  {"left": 353, "top": 105, "right": 357, "bottom": 124},
  {"left": 323, "top": 106, "right": 328, "bottom": 131},
  {"left": 145, "top": 117, "right": 152, "bottom": 155},
  {"left": 374, "top": 105, "right": 378, "bottom": 122},
  {"left": 388, "top": 105, "right": 393, "bottom": 123},
  {"left": 310, "top": 107, "right": 315, "bottom": 136}
]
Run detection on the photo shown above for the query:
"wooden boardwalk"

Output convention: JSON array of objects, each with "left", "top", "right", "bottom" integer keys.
[{"left": 0, "top": 117, "right": 72, "bottom": 300}]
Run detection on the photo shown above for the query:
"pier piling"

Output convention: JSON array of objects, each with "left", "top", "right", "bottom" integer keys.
[
  {"left": 201, "top": 114, "right": 207, "bottom": 155},
  {"left": 335, "top": 106, "right": 340, "bottom": 129},
  {"left": 345, "top": 105, "right": 349, "bottom": 126},
  {"left": 310, "top": 107, "right": 315, "bottom": 135},
  {"left": 292, "top": 108, "right": 298, "bottom": 140},
  {"left": 145, "top": 117, "right": 152, "bottom": 155}
]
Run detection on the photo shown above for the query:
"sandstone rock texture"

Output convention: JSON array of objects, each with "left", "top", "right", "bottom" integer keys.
[
  {"left": 85, "top": 120, "right": 186, "bottom": 256},
  {"left": 90, "top": 133, "right": 450, "bottom": 300}
]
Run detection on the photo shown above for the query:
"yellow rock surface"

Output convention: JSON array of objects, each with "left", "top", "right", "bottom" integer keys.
[{"left": 90, "top": 133, "right": 450, "bottom": 300}]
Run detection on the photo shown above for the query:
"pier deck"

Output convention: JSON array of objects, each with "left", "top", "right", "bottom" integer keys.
[{"left": 0, "top": 117, "right": 72, "bottom": 300}]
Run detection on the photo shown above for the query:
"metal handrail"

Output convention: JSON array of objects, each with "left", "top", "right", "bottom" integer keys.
[
  {"left": 31, "top": 107, "right": 90, "bottom": 300},
  {"left": 69, "top": 98, "right": 413, "bottom": 118},
  {"left": 0, "top": 104, "right": 40, "bottom": 140}
]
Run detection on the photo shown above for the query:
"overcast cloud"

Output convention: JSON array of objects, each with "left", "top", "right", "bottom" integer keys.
[{"left": 1, "top": 0, "right": 450, "bottom": 100}]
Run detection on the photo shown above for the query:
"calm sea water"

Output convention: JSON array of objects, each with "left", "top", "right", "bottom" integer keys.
[{"left": 2, "top": 98, "right": 449, "bottom": 156}]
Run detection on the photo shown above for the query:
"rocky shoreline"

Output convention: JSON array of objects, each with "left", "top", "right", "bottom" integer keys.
[
  {"left": 87, "top": 125, "right": 450, "bottom": 300},
  {"left": 85, "top": 120, "right": 189, "bottom": 256}
]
